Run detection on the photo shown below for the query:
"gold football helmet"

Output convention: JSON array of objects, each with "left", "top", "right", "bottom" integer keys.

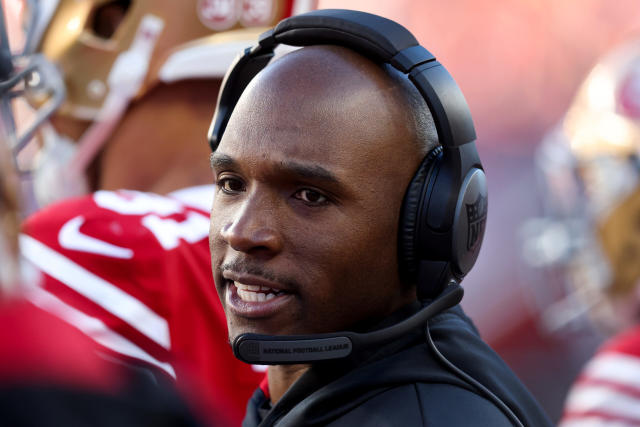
[
  {"left": 14, "top": 0, "right": 315, "bottom": 208},
  {"left": 32, "top": 0, "right": 309, "bottom": 119},
  {"left": 522, "top": 39, "right": 640, "bottom": 333}
]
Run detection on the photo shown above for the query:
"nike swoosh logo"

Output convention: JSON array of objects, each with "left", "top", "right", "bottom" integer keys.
[{"left": 59, "top": 216, "right": 134, "bottom": 259}]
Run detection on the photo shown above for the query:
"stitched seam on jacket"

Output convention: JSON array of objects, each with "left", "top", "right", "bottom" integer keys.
[{"left": 414, "top": 383, "right": 428, "bottom": 426}]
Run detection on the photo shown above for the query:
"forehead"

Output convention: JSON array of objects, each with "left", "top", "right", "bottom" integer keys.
[{"left": 217, "top": 46, "right": 420, "bottom": 176}]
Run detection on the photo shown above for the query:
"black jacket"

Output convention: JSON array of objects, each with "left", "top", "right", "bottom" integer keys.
[{"left": 243, "top": 304, "right": 552, "bottom": 426}]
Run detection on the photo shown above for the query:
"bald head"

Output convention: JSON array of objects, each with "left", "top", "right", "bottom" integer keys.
[{"left": 223, "top": 45, "right": 437, "bottom": 159}]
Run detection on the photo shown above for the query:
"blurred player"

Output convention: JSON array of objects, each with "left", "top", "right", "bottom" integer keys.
[
  {"left": 523, "top": 39, "right": 640, "bottom": 426},
  {"left": 1, "top": 110, "right": 205, "bottom": 427},
  {"left": 11, "top": 0, "right": 315, "bottom": 424},
  {"left": 0, "top": 12, "right": 203, "bottom": 425}
]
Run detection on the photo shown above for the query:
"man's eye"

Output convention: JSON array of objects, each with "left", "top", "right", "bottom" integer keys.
[
  {"left": 294, "top": 189, "right": 328, "bottom": 205},
  {"left": 218, "top": 177, "right": 245, "bottom": 194}
]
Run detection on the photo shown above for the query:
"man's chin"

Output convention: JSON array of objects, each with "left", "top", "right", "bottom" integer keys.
[
  {"left": 228, "top": 328, "right": 276, "bottom": 342},
  {"left": 228, "top": 323, "right": 300, "bottom": 343}
]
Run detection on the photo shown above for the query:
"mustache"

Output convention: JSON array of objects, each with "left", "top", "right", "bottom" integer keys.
[{"left": 219, "top": 259, "right": 300, "bottom": 290}]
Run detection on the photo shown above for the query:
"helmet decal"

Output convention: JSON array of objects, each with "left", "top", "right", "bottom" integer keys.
[
  {"left": 197, "top": 0, "right": 241, "bottom": 31},
  {"left": 197, "top": 0, "right": 276, "bottom": 31},
  {"left": 240, "top": 0, "right": 274, "bottom": 27}
]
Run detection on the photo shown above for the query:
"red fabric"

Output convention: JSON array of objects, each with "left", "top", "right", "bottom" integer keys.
[
  {"left": 22, "top": 189, "right": 263, "bottom": 426},
  {"left": 600, "top": 324, "right": 640, "bottom": 357},
  {"left": 259, "top": 372, "right": 270, "bottom": 400},
  {"left": 283, "top": 0, "right": 294, "bottom": 18},
  {"left": 0, "top": 300, "right": 122, "bottom": 391}
]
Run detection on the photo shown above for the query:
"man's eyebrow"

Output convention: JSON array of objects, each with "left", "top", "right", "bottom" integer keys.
[
  {"left": 211, "top": 153, "right": 338, "bottom": 182},
  {"left": 210, "top": 153, "right": 344, "bottom": 193},
  {"left": 279, "top": 160, "right": 340, "bottom": 184},
  {"left": 210, "top": 153, "right": 236, "bottom": 170}
]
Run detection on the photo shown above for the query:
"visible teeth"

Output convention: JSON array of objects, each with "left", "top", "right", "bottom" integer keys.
[
  {"left": 235, "top": 282, "right": 260, "bottom": 292},
  {"left": 234, "top": 281, "right": 282, "bottom": 302},
  {"left": 237, "top": 289, "right": 278, "bottom": 302}
]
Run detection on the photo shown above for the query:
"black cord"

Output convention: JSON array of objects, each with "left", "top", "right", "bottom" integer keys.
[{"left": 425, "top": 321, "right": 525, "bottom": 427}]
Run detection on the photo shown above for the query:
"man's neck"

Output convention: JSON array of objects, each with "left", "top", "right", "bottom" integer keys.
[{"left": 267, "top": 364, "right": 311, "bottom": 403}]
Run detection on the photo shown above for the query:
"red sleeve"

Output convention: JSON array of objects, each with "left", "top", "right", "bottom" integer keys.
[
  {"left": 21, "top": 189, "right": 263, "bottom": 425},
  {"left": 0, "top": 299, "right": 122, "bottom": 392}
]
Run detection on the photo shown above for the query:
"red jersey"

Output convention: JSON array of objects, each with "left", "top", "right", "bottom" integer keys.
[
  {"left": 560, "top": 325, "right": 640, "bottom": 427},
  {"left": 0, "top": 298, "right": 206, "bottom": 425},
  {"left": 21, "top": 185, "right": 264, "bottom": 426}
]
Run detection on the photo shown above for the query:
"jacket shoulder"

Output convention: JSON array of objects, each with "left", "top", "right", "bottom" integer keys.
[{"left": 325, "top": 383, "right": 513, "bottom": 427}]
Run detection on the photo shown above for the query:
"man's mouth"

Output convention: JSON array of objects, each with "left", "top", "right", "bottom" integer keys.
[
  {"left": 222, "top": 274, "right": 294, "bottom": 319},
  {"left": 234, "top": 281, "right": 287, "bottom": 302}
]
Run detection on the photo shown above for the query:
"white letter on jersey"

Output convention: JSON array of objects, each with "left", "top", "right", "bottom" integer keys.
[{"left": 141, "top": 211, "right": 210, "bottom": 250}]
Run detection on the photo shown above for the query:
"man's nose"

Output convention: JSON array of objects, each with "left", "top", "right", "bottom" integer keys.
[{"left": 220, "top": 191, "right": 283, "bottom": 255}]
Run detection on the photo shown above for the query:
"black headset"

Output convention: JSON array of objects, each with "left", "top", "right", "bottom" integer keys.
[
  {"left": 207, "top": 11, "right": 525, "bottom": 426},
  {"left": 208, "top": 8, "right": 488, "bottom": 362}
]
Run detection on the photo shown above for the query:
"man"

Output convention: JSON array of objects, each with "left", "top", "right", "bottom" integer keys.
[
  {"left": 15, "top": 1, "right": 314, "bottom": 424},
  {"left": 208, "top": 9, "right": 552, "bottom": 426},
  {"left": 521, "top": 39, "right": 640, "bottom": 427}
]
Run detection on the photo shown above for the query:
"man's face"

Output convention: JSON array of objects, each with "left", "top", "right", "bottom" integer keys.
[{"left": 210, "top": 46, "right": 422, "bottom": 340}]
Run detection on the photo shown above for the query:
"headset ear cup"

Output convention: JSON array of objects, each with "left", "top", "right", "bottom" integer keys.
[
  {"left": 450, "top": 168, "right": 488, "bottom": 276},
  {"left": 398, "top": 146, "right": 442, "bottom": 283}
]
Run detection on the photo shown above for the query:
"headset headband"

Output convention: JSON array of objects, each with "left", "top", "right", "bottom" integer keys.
[{"left": 209, "top": 9, "right": 476, "bottom": 151}]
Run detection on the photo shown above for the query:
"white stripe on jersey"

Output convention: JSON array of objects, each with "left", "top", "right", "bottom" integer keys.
[
  {"left": 581, "top": 353, "right": 640, "bottom": 389},
  {"left": 26, "top": 284, "right": 176, "bottom": 378},
  {"left": 560, "top": 417, "right": 639, "bottom": 427},
  {"left": 563, "top": 383, "right": 640, "bottom": 424},
  {"left": 20, "top": 234, "right": 171, "bottom": 349}
]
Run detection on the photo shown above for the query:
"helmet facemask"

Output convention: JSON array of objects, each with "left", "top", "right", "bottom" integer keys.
[{"left": 522, "top": 41, "right": 640, "bottom": 334}]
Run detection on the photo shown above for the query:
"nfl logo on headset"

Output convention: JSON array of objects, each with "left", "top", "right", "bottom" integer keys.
[{"left": 466, "top": 195, "right": 487, "bottom": 252}]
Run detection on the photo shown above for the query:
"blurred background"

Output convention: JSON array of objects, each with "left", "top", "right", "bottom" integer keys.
[
  {"left": 6, "top": 0, "right": 640, "bottom": 423},
  {"left": 318, "top": 0, "right": 640, "bottom": 422}
]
